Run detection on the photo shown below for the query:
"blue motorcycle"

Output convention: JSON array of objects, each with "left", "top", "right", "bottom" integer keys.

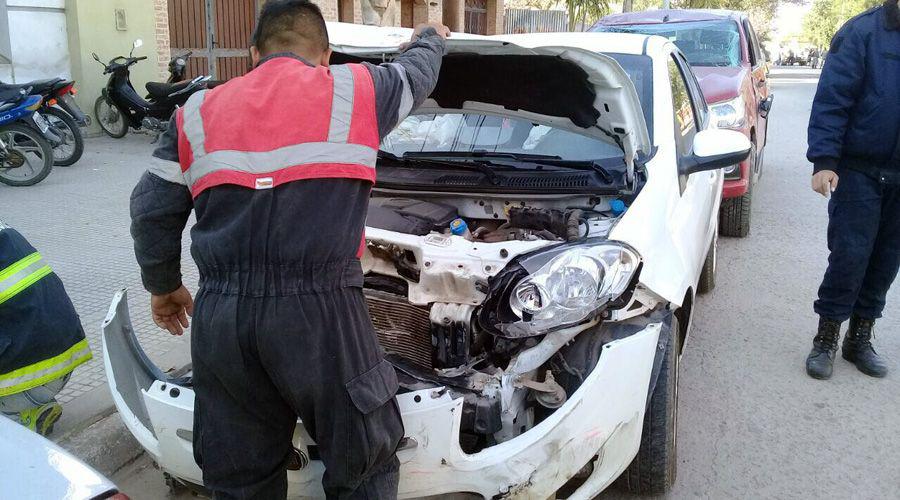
[{"left": 0, "top": 87, "right": 53, "bottom": 186}]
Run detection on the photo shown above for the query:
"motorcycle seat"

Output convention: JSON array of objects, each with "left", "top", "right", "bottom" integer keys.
[
  {"left": 23, "top": 78, "right": 65, "bottom": 94},
  {"left": 145, "top": 80, "right": 194, "bottom": 98},
  {"left": 0, "top": 88, "right": 26, "bottom": 108}
]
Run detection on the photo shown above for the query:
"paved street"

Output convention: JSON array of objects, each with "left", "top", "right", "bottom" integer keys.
[{"left": 6, "top": 67, "right": 900, "bottom": 498}]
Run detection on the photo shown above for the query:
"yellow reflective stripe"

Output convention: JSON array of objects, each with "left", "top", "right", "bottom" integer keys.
[
  {"left": 0, "top": 252, "right": 41, "bottom": 282},
  {"left": 0, "top": 264, "right": 52, "bottom": 306},
  {"left": 0, "top": 338, "right": 92, "bottom": 396}
]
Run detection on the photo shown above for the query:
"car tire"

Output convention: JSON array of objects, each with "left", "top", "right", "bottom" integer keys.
[
  {"left": 616, "top": 316, "right": 680, "bottom": 495},
  {"left": 720, "top": 144, "right": 755, "bottom": 238},
  {"left": 698, "top": 234, "right": 717, "bottom": 294}
]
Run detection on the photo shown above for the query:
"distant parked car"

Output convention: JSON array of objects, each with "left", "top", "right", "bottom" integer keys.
[
  {"left": 593, "top": 9, "right": 774, "bottom": 237},
  {"left": 0, "top": 416, "right": 128, "bottom": 499}
]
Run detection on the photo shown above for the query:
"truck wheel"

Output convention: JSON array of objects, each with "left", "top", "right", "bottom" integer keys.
[
  {"left": 698, "top": 234, "right": 717, "bottom": 294},
  {"left": 616, "top": 316, "right": 680, "bottom": 495},
  {"left": 719, "top": 182, "right": 752, "bottom": 238}
]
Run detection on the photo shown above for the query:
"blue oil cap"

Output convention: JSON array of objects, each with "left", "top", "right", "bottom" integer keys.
[
  {"left": 449, "top": 218, "right": 468, "bottom": 235},
  {"left": 610, "top": 199, "right": 627, "bottom": 216}
]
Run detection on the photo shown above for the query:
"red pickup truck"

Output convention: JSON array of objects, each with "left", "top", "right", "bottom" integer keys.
[{"left": 593, "top": 9, "right": 774, "bottom": 237}]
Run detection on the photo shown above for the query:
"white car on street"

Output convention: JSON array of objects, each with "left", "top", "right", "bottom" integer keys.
[{"left": 102, "top": 25, "right": 749, "bottom": 499}]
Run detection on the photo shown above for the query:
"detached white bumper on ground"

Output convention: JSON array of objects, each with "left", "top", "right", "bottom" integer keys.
[{"left": 102, "top": 290, "right": 662, "bottom": 499}]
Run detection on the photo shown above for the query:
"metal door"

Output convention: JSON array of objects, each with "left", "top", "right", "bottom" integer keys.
[{"left": 169, "top": 0, "right": 258, "bottom": 80}]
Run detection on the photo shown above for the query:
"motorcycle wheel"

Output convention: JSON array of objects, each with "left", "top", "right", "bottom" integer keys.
[
  {"left": 44, "top": 107, "right": 85, "bottom": 166},
  {"left": 0, "top": 124, "right": 54, "bottom": 186},
  {"left": 94, "top": 95, "right": 128, "bottom": 138}
]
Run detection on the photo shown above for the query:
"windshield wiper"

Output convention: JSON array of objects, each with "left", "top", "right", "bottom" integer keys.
[
  {"left": 405, "top": 151, "right": 563, "bottom": 161},
  {"left": 538, "top": 159, "right": 615, "bottom": 183},
  {"left": 377, "top": 150, "right": 503, "bottom": 185},
  {"left": 401, "top": 151, "right": 616, "bottom": 183}
]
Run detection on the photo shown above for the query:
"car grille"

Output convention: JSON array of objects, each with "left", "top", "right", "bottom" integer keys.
[{"left": 364, "top": 290, "right": 432, "bottom": 370}]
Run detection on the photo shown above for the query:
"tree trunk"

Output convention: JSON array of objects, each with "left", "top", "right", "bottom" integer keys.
[
  {"left": 623, "top": 0, "right": 633, "bottom": 12},
  {"left": 568, "top": 2, "right": 577, "bottom": 31}
]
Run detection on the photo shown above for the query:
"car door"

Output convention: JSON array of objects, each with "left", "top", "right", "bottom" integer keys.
[
  {"left": 668, "top": 52, "right": 720, "bottom": 278},
  {"left": 743, "top": 18, "right": 770, "bottom": 155}
]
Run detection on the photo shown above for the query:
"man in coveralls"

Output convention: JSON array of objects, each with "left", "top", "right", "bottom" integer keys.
[
  {"left": 805, "top": 0, "right": 900, "bottom": 380},
  {"left": 129, "top": 1, "right": 448, "bottom": 497}
]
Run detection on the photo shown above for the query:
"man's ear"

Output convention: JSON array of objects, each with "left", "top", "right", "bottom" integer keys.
[
  {"left": 321, "top": 48, "right": 333, "bottom": 67},
  {"left": 250, "top": 46, "right": 261, "bottom": 67}
]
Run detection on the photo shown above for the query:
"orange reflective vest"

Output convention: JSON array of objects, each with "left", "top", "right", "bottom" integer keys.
[{"left": 176, "top": 58, "right": 379, "bottom": 198}]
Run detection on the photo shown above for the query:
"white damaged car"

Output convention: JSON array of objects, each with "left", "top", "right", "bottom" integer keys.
[{"left": 102, "top": 26, "right": 749, "bottom": 499}]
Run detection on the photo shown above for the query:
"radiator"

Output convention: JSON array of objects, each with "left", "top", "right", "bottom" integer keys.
[{"left": 364, "top": 290, "right": 432, "bottom": 370}]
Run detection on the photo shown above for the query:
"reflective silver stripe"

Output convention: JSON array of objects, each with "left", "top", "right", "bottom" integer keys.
[
  {"left": 0, "top": 341, "right": 92, "bottom": 393},
  {"left": 181, "top": 89, "right": 209, "bottom": 160},
  {"left": 387, "top": 63, "right": 414, "bottom": 121},
  {"left": 148, "top": 157, "right": 187, "bottom": 185},
  {"left": 0, "top": 257, "right": 49, "bottom": 297},
  {"left": 327, "top": 65, "right": 355, "bottom": 143},
  {"left": 186, "top": 142, "right": 377, "bottom": 187}
]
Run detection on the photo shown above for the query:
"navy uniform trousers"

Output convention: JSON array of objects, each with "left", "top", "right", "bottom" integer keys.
[{"left": 815, "top": 168, "right": 900, "bottom": 321}]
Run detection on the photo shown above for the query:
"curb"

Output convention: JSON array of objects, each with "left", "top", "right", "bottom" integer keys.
[{"left": 58, "top": 411, "right": 144, "bottom": 477}]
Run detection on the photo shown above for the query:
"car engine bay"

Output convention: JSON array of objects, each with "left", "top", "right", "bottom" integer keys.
[{"left": 361, "top": 191, "right": 646, "bottom": 453}]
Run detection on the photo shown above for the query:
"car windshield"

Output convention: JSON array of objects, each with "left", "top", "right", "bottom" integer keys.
[
  {"left": 596, "top": 20, "right": 742, "bottom": 67},
  {"left": 382, "top": 53, "right": 654, "bottom": 161}
]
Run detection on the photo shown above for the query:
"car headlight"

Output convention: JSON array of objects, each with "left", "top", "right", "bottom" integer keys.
[
  {"left": 496, "top": 243, "right": 640, "bottom": 337},
  {"left": 710, "top": 97, "right": 746, "bottom": 129}
]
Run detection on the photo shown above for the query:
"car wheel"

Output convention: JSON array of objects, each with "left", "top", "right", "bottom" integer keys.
[
  {"left": 698, "top": 234, "right": 717, "bottom": 294},
  {"left": 719, "top": 144, "right": 753, "bottom": 239},
  {"left": 616, "top": 316, "right": 680, "bottom": 495}
]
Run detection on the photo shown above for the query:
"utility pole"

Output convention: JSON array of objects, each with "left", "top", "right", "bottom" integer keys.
[{"left": 623, "top": 0, "right": 633, "bottom": 12}]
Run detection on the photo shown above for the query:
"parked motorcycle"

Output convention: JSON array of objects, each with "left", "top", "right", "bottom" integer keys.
[
  {"left": 0, "top": 87, "right": 54, "bottom": 186},
  {"left": 0, "top": 78, "right": 88, "bottom": 166},
  {"left": 92, "top": 39, "right": 211, "bottom": 139}
]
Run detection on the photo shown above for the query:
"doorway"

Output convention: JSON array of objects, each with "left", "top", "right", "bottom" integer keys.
[{"left": 168, "top": 0, "right": 259, "bottom": 80}]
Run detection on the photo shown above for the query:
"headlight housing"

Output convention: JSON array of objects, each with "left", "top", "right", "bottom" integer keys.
[
  {"left": 710, "top": 97, "right": 746, "bottom": 129},
  {"left": 482, "top": 242, "right": 640, "bottom": 338}
]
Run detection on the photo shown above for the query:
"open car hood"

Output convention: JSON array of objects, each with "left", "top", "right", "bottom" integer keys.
[{"left": 327, "top": 23, "right": 652, "bottom": 169}]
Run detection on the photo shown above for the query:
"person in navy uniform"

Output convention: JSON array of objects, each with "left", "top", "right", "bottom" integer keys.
[{"left": 805, "top": 1, "right": 900, "bottom": 380}]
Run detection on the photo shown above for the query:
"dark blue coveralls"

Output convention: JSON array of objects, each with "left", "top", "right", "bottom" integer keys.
[{"left": 807, "top": 1, "right": 900, "bottom": 322}]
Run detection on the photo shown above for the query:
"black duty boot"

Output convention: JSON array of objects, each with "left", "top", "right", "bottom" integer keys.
[
  {"left": 842, "top": 315, "right": 888, "bottom": 378},
  {"left": 806, "top": 318, "right": 841, "bottom": 380}
]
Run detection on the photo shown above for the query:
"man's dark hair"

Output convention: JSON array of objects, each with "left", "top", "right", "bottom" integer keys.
[{"left": 251, "top": 0, "right": 329, "bottom": 55}]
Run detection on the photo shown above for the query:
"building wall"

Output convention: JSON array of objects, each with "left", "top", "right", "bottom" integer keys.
[
  {"left": 65, "top": 0, "right": 161, "bottom": 131},
  {"left": 0, "top": 0, "right": 71, "bottom": 83}
]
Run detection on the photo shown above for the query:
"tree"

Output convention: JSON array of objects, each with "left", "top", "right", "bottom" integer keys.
[
  {"left": 567, "top": 0, "right": 611, "bottom": 30},
  {"left": 802, "top": 0, "right": 881, "bottom": 49}
]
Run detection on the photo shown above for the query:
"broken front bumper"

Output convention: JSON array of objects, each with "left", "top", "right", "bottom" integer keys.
[{"left": 102, "top": 290, "right": 663, "bottom": 499}]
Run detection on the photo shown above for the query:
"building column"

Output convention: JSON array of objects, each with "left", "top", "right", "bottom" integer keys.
[
  {"left": 486, "top": 0, "right": 504, "bottom": 35},
  {"left": 441, "top": 0, "right": 464, "bottom": 32},
  {"left": 153, "top": 0, "right": 170, "bottom": 82}
]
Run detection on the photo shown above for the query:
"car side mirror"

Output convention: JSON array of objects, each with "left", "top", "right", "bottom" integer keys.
[
  {"left": 759, "top": 94, "right": 775, "bottom": 119},
  {"left": 679, "top": 129, "right": 751, "bottom": 176}
]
